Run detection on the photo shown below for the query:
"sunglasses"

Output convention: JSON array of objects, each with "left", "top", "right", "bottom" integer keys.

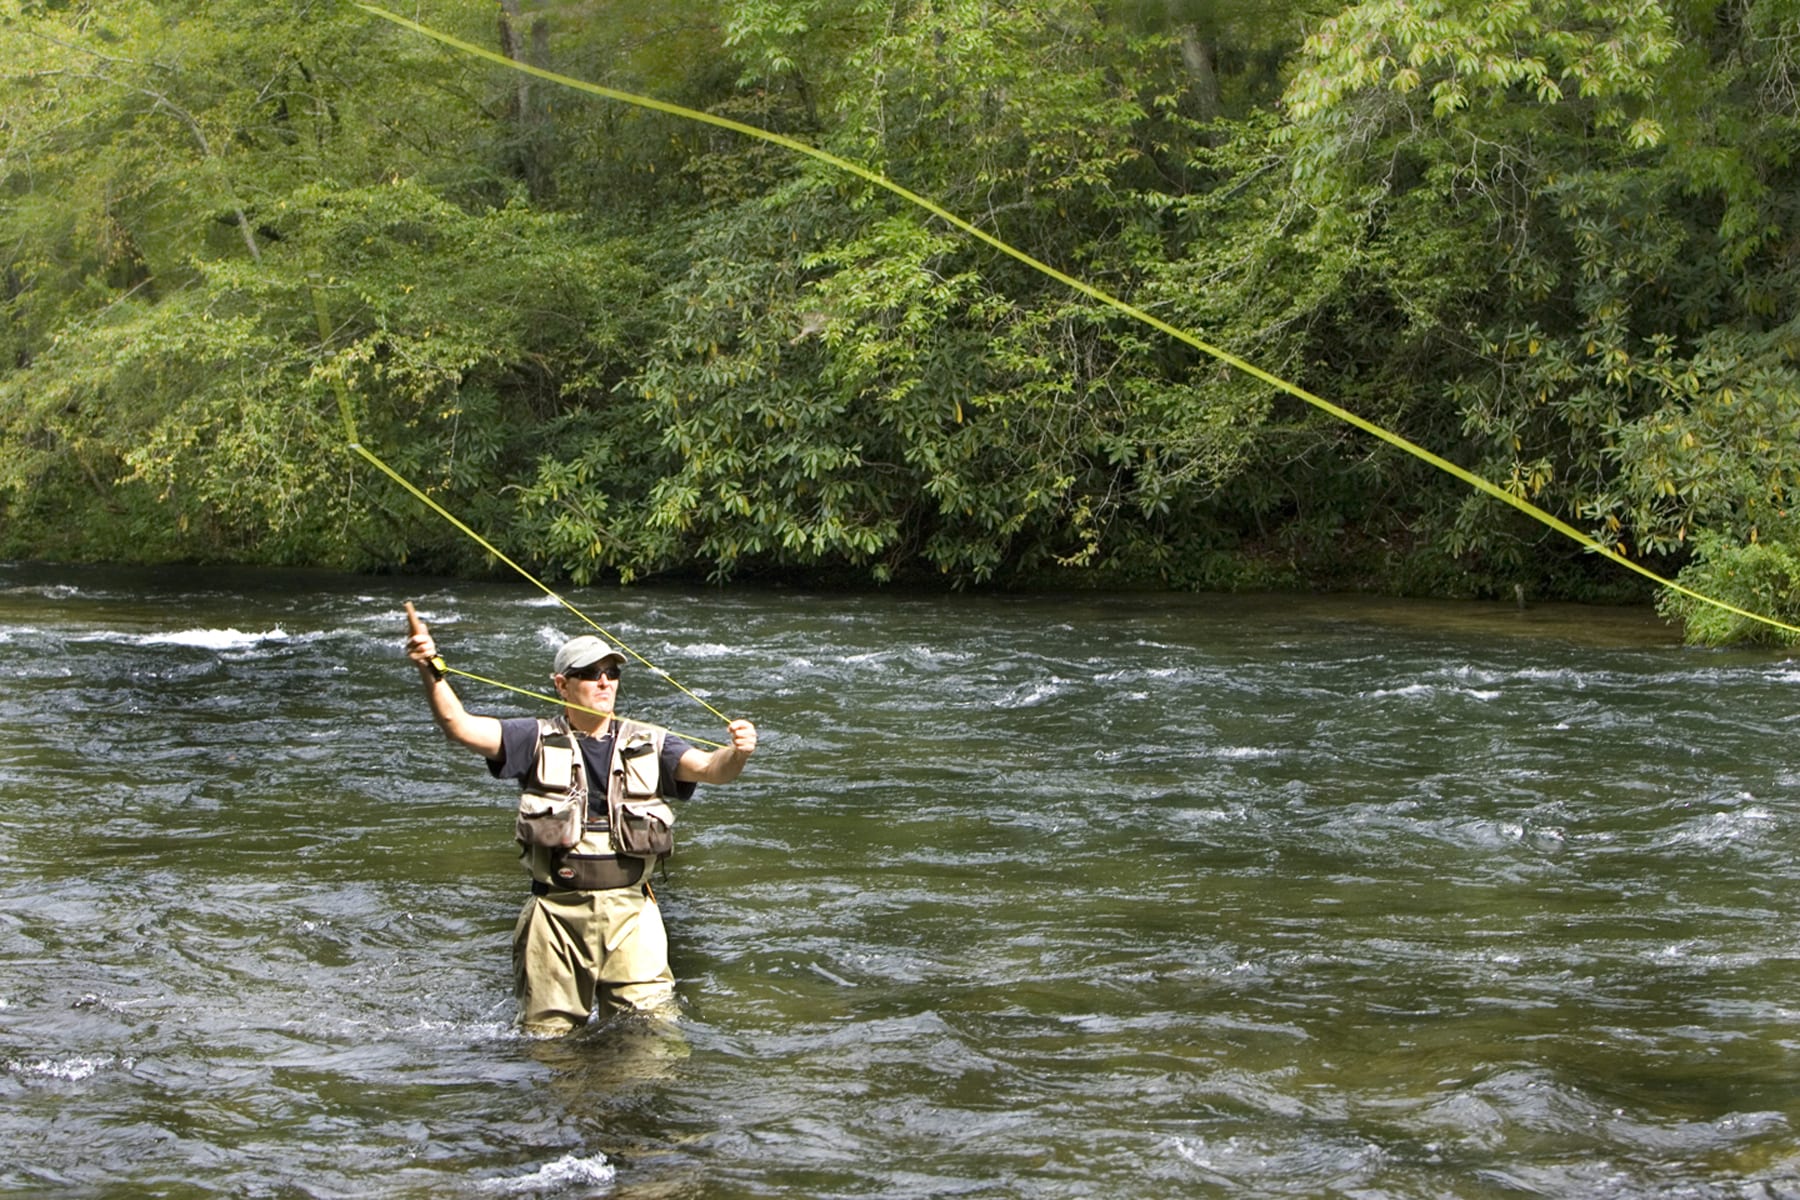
[{"left": 563, "top": 662, "right": 621, "bottom": 682}]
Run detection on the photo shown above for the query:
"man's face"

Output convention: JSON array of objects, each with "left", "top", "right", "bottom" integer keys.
[{"left": 554, "top": 660, "right": 621, "bottom": 715}]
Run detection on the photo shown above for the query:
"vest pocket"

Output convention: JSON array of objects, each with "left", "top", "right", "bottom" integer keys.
[
  {"left": 517, "top": 793, "right": 583, "bottom": 849},
  {"left": 612, "top": 798, "right": 675, "bottom": 859},
  {"left": 619, "top": 733, "right": 659, "bottom": 797}
]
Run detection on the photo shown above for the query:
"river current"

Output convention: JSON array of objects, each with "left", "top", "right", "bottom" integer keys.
[{"left": 1, "top": 562, "right": 1797, "bottom": 1198}]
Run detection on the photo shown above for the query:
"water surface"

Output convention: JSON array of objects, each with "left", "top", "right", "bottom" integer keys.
[{"left": 1, "top": 563, "right": 1796, "bottom": 1198}]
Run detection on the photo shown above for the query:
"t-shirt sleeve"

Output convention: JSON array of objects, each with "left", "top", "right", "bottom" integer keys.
[
  {"left": 486, "top": 717, "right": 541, "bottom": 781},
  {"left": 661, "top": 733, "right": 698, "bottom": 802}
]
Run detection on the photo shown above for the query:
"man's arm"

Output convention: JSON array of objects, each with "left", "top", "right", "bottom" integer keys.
[
  {"left": 674, "top": 718, "right": 758, "bottom": 784},
  {"left": 405, "top": 611, "right": 505, "bottom": 760}
]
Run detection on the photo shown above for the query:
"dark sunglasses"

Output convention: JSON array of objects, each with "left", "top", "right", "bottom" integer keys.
[{"left": 563, "top": 662, "right": 621, "bottom": 682}]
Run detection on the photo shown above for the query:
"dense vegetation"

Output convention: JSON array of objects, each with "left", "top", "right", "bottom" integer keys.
[{"left": 3, "top": 0, "right": 1798, "bottom": 641}]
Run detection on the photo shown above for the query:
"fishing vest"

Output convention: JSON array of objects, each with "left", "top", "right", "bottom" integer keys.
[{"left": 517, "top": 716, "right": 672, "bottom": 891}]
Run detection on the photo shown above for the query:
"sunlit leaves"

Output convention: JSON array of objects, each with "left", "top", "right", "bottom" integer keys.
[
  {"left": 1287, "top": 0, "right": 1676, "bottom": 125},
  {"left": 0, "top": 0, "right": 653, "bottom": 569},
  {"left": 1272, "top": 0, "right": 1800, "bottom": 627},
  {"left": 6, "top": 0, "right": 1800, "bottom": 636}
]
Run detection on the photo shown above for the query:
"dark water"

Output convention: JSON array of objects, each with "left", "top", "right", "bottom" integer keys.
[{"left": 2, "top": 562, "right": 1798, "bottom": 1199}]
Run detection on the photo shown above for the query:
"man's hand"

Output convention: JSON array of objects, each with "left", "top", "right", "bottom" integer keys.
[
  {"left": 677, "top": 718, "right": 759, "bottom": 784},
  {"left": 403, "top": 602, "right": 502, "bottom": 758},
  {"left": 404, "top": 602, "right": 444, "bottom": 679}
]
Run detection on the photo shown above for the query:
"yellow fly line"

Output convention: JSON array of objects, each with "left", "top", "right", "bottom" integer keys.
[
  {"left": 313, "top": 280, "right": 730, "bottom": 748},
  {"left": 356, "top": 445, "right": 731, "bottom": 744},
  {"left": 347, "top": 3, "right": 1800, "bottom": 641}
]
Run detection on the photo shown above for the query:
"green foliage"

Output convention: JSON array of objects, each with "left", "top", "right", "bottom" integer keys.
[
  {"left": 5, "top": 0, "right": 1800, "bottom": 643},
  {"left": 1259, "top": 0, "right": 1800, "bottom": 631},
  {"left": 1660, "top": 530, "right": 1800, "bottom": 645},
  {"left": 0, "top": 3, "right": 655, "bottom": 569},
  {"left": 512, "top": 0, "right": 1255, "bottom": 586}
]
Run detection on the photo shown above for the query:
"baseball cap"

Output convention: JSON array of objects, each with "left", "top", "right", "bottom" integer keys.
[{"left": 553, "top": 635, "right": 627, "bottom": 676}]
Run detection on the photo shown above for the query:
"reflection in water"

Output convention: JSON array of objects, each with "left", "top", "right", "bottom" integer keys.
[
  {"left": 536, "top": 1010, "right": 691, "bottom": 1092},
  {"left": 502, "top": 1015, "right": 695, "bottom": 1199},
  {"left": 1, "top": 562, "right": 1798, "bottom": 1198}
]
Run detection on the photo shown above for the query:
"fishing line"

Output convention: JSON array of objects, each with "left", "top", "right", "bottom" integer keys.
[
  {"left": 311, "top": 282, "right": 733, "bottom": 745},
  {"left": 348, "top": 3, "right": 1800, "bottom": 640},
  {"left": 360, "top": 441, "right": 732, "bottom": 743},
  {"left": 437, "top": 660, "right": 726, "bottom": 748}
]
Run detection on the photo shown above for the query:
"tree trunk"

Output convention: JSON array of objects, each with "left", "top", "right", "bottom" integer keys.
[
  {"left": 497, "top": 1, "right": 553, "bottom": 200},
  {"left": 1172, "top": 16, "right": 1221, "bottom": 123}
]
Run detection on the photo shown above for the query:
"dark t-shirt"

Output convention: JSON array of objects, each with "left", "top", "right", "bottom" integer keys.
[{"left": 487, "top": 716, "right": 697, "bottom": 822}]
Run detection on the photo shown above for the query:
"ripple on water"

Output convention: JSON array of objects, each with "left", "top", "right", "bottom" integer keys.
[{"left": 3, "top": 575, "right": 1799, "bottom": 1198}]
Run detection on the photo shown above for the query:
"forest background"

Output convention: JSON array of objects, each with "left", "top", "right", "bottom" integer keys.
[{"left": 3, "top": 0, "right": 1799, "bottom": 643}]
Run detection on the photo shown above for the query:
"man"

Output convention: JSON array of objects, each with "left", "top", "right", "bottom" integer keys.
[{"left": 405, "top": 612, "right": 757, "bottom": 1036}]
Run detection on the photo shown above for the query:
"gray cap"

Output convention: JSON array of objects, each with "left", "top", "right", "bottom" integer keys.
[{"left": 552, "top": 635, "right": 626, "bottom": 676}]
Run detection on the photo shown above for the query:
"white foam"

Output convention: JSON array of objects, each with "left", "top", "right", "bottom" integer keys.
[
  {"left": 481, "top": 1152, "right": 614, "bottom": 1194},
  {"left": 136, "top": 627, "right": 291, "bottom": 650},
  {"left": 1362, "top": 683, "right": 1499, "bottom": 701},
  {"left": 7, "top": 1054, "right": 121, "bottom": 1082},
  {"left": 1004, "top": 681, "right": 1065, "bottom": 707},
  {"left": 3, "top": 584, "right": 81, "bottom": 601},
  {"left": 1666, "top": 805, "right": 1777, "bottom": 848}
]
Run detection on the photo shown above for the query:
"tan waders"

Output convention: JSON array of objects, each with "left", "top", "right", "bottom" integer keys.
[{"left": 513, "top": 883, "right": 675, "bottom": 1036}]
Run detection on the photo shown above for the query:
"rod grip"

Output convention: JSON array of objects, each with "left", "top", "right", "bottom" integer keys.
[{"left": 404, "top": 601, "right": 425, "bottom": 637}]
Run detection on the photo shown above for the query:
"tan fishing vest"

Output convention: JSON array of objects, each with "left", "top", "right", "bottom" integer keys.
[{"left": 517, "top": 716, "right": 669, "bottom": 891}]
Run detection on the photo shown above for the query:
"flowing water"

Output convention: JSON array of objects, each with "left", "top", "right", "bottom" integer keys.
[{"left": 2, "top": 561, "right": 1798, "bottom": 1199}]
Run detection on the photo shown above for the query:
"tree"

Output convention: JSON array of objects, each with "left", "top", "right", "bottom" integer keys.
[
  {"left": 0, "top": 1, "right": 655, "bottom": 568},
  {"left": 509, "top": 0, "right": 1313, "bottom": 584},
  {"left": 7, "top": 0, "right": 1799, "bottom": 642},
  {"left": 1177, "top": 0, "right": 1800, "bottom": 623}
]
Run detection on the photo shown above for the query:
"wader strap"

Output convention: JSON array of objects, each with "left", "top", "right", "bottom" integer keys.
[{"left": 532, "top": 879, "right": 652, "bottom": 898}]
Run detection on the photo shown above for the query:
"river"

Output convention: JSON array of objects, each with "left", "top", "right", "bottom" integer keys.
[{"left": 1, "top": 561, "right": 1796, "bottom": 1198}]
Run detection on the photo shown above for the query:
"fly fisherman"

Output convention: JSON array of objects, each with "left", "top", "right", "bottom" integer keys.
[{"left": 405, "top": 609, "right": 757, "bottom": 1036}]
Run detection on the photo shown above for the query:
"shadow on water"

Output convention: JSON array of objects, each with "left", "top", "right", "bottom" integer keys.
[{"left": 2, "top": 562, "right": 1800, "bottom": 1198}]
